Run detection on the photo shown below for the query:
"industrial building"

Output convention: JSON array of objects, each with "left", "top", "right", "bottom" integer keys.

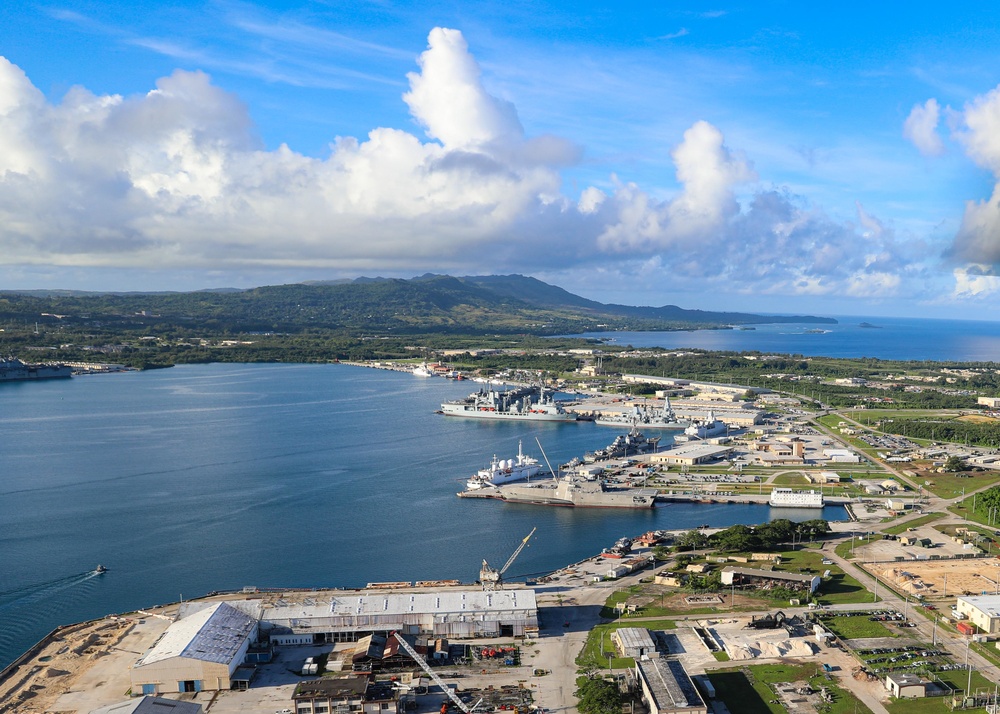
[
  {"left": 720, "top": 567, "right": 821, "bottom": 593},
  {"left": 823, "top": 448, "right": 861, "bottom": 463},
  {"left": 635, "top": 658, "right": 707, "bottom": 714},
  {"left": 291, "top": 677, "right": 399, "bottom": 714},
  {"left": 649, "top": 444, "right": 734, "bottom": 466},
  {"left": 127, "top": 588, "right": 537, "bottom": 698},
  {"left": 955, "top": 594, "right": 1000, "bottom": 634},
  {"left": 611, "top": 628, "right": 658, "bottom": 658},
  {"left": 130, "top": 602, "right": 258, "bottom": 695},
  {"left": 259, "top": 588, "right": 538, "bottom": 641}
]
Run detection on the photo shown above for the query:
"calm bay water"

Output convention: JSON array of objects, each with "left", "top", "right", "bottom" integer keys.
[
  {"left": 0, "top": 364, "right": 845, "bottom": 668},
  {"left": 566, "top": 315, "right": 1000, "bottom": 361}
]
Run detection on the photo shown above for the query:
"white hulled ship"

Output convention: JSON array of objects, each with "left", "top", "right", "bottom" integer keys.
[
  {"left": 466, "top": 441, "right": 544, "bottom": 490},
  {"left": 769, "top": 488, "right": 824, "bottom": 508}
]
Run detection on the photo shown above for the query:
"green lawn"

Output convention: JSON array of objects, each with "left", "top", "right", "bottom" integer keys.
[
  {"left": 885, "top": 668, "right": 996, "bottom": 714},
  {"left": 709, "top": 663, "right": 873, "bottom": 714},
  {"left": 818, "top": 614, "right": 897, "bottom": 639},
  {"left": 774, "top": 548, "right": 879, "bottom": 604},
  {"left": 883, "top": 513, "right": 946, "bottom": 535},
  {"left": 919, "top": 471, "right": 1000, "bottom": 499},
  {"left": 708, "top": 669, "right": 779, "bottom": 714},
  {"left": 575, "top": 619, "right": 676, "bottom": 671}
]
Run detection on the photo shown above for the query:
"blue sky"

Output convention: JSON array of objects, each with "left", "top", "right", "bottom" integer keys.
[{"left": 2, "top": 1, "right": 1000, "bottom": 319}]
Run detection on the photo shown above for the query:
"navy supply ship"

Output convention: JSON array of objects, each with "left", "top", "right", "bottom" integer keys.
[
  {"left": 595, "top": 398, "right": 690, "bottom": 429},
  {"left": 485, "top": 473, "right": 658, "bottom": 508},
  {"left": 440, "top": 384, "right": 577, "bottom": 422},
  {"left": 466, "top": 440, "right": 544, "bottom": 490},
  {"left": 583, "top": 427, "right": 659, "bottom": 463},
  {"left": 0, "top": 356, "right": 72, "bottom": 382}
]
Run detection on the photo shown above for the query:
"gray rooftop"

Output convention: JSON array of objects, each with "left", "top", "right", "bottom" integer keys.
[
  {"left": 637, "top": 658, "right": 705, "bottom": 711},
  {"left": 89, "top": 696, "right": 203, "bottom": 714},
  {"left": 886, "top": 672, "right": 925, "bottom": 687},
  {"left": 136, "top": 602, "right": 257, "bottom": 667},
  {"left": 721, "top": 566, "right": 817, "bottom": 583},
  {"left": 958, "top": 594, "right": 1000, "bottom": 617},
  {"left": 613, "top": 627, "right": 657, "bottom": 652}
]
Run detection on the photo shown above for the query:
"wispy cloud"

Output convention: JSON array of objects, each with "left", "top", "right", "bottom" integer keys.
[
  {"left": 46, "top": 3, "right": 407, "bottom": 91},
  {"left": 657, "top": 28, "right": 690, "bottom": 41}
]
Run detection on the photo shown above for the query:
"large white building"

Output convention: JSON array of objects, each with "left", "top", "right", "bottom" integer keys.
[
  {"left": 261, "top": 589, "right": 538, "bottom": 641},
  {"left": 955, "top": 594, "right": 1000, "bottom": 634},
  {"left": 130, "top": 602, "right": 258, "bottom": 695}
]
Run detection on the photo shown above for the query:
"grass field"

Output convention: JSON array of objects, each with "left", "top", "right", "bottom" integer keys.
[
  {"left": 884, "top": 668, "right": 996, "bottom": 714},
  {"left": 818, "top": 614, "right": 897, "bottom": 639},
  {"left": 774, "top": 548, "right": 879, "bottom": 604},
  {"left": 918, "top": 470, "right": 1000, "bottom": 499},
  {"left": 883, "top": 513, "right": 946, "bottom": 535},
  {"left": 709, "top": 663, "right": 873, "bottom": 714},
  {"left": 575, "top": 618, "right": 676, "bottom": 671}
]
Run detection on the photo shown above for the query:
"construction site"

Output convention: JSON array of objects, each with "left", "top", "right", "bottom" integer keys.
[{"left": 861, "top": 556, "right": 1000, "bottom": 599}]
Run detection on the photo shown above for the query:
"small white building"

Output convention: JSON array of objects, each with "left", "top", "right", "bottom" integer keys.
[
  {"left": 885, "top": 672, "right": 927, "bottom": 698},
  {"left": 612, "top": 627, "right": 658, "bottom": 658},
  {"left": 823, "top": 448, "right": 861, "bottom": 463}
]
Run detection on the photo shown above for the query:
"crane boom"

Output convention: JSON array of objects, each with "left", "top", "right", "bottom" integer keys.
[
  {"left": 499, "top": 527, "right": 537, "bottom": 575},
  {"left": 391, "top": 632, "right": 472, "bottom": 713},
  {"left": 480, "top": 527, "right": 537, "bottom": 590}
]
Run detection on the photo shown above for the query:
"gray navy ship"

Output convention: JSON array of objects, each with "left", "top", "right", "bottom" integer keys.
[
  {"left": 0, "top": 357, "right": 72, "bottom": 382},
  {"left": 440, "top": 384, "right": 577, "bottom": 422},
  {"left": 594, "top": 397, "right": 689, "bottom": 429},
  {"left": 488, "top": 474, "right": 658, "bottom": 508}
]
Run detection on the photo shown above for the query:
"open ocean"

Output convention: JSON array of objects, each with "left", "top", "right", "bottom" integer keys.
[
  {"left": 0, "top": 362, "right": 850, "bottom": 668},
  {"left": 564, "top": 315, "right": 1000, "bottom": 361}
]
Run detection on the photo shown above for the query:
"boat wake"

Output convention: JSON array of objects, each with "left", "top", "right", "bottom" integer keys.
[
  {"left": 0, "top": 570, "right": 105, "bottom": 665},
  {"left": 0, "top": 570, "right": 101, "bottom": 614}
]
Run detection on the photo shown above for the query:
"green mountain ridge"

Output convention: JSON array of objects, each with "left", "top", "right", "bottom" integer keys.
[{"left": 0, "top": 274, "right": 834, "bottom": 336}]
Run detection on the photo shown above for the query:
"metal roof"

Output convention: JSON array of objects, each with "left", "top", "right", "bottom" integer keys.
[
  {"left": 136, "top": 602, "right": 256, "bottom": 667},
  {"left": 89, "top": 696, "right": 203, "bottom": 714},
  {"left": 329, "top": 588, "right": 537, "bottom": 616},
  {"left": 612, "top": 627, "right": 657, "bottom": 652},
  {"left": 636, "top": 658, "right": 705, "bottom": 711},
  {"left": 721, "top": 566, "right": 817, "bottom": 584}
]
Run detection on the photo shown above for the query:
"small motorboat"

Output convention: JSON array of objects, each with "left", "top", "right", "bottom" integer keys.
[{"left": 94, "top": 564, "right": 108, "bottom": 574}]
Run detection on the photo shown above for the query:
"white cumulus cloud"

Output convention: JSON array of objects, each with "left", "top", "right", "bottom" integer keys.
[
  {"left": 0, "top": 27, "right": 921, "bottom": 302},
  {"left": 903, "top": 98, "right": 944, "bottom": 156},
  {"left": 946, "top": 85, "right": 1000, "bottom": 269}
]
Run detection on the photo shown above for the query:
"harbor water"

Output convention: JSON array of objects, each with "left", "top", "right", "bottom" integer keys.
[{"left": 0, "top": 364, "right": 846, "bottom": 668}]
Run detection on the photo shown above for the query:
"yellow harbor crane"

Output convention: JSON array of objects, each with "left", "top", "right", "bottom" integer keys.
[{"left": 479, "top": 527, "right": 536, "bottom": 591}]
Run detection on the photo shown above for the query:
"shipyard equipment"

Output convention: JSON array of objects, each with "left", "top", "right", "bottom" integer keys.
[
  {"left": 746, "top": 611, "right": 787, "bottom": 630},
  {"left": 390, "top": 632, "right": 480, "bottom": 713},
  {"left": 480, "top": 527, "right": 537, "bottom": 591}
]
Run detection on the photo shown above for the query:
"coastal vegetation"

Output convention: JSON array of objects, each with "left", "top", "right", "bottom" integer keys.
[{"left": 575, "top": 676, "right": 622, "bottom": 714}]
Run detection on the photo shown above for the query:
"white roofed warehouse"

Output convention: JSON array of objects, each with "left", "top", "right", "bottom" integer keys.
[
  {"left": 130, "top": 602, "right": 258, "bottom": 696},
  {"left": 261, "top": 589, "right": 538, "bottom": 640}
]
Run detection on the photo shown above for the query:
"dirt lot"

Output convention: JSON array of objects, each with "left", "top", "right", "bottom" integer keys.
[{"left": 861, "top": 556, "right": 1000, "bottom": 599}]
